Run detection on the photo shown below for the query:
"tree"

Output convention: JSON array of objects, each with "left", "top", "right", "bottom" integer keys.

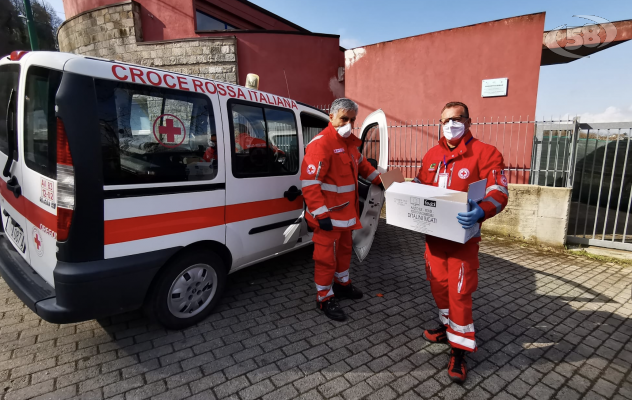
[
  {"left": 1, "top": 0, "right": 63, "bottom": 55},
  {"left": 0, "top": 0, "right": 29, "bottom": 55}
]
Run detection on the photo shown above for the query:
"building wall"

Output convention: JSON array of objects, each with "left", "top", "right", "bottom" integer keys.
[
  {"left": 345, "top": 13, "right": 545, "bottom": 123},
  {"left": 57, "top": 1, "right": 238, "bottom": 83},
  {"left": 345, "top": 13, "right": 545, "bottom": 183},
  {"left": 59, "top": 0, "right": 343, "bottom": 106},
  {"left": 205, "top": 32, "right": 342, "bottom": 105}
]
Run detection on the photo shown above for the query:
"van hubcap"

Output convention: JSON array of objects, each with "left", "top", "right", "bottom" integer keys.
[{"left": 168, "top": 264, "right": 217, "bottom": 318}]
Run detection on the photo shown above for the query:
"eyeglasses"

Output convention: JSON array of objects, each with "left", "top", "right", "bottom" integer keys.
[{"left": 440, "top": 116, "right": 467, "bottom": 125}]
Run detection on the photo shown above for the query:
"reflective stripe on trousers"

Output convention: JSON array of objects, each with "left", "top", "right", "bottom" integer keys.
[{"left": 331, "top": 218, "right": 356, "bottom": 228}]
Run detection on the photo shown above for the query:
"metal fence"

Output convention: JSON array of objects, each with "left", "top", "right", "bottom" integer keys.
[
  {"left": 321, "top": 117, "right": 536, "bottom": 184},
  {"left": 564, "top": 123, "right": 632, "bottom": 250}
]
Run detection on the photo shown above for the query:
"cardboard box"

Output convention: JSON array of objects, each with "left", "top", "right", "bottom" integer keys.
[
  {"left": 385, "top": 179, "right": 487, "bottom": 243},
  {"left": 380, "top": 168, "right": 406, "bottom": 190}
]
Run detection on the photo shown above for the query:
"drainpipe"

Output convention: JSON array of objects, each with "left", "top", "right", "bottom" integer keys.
[{"left": 23, "top": 0, "right": 39, "bottom": 50}]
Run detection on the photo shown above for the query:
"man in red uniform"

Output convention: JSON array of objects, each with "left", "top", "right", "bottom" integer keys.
[
  {"left": 414, "top": 102, "right": 508, "bottom": 383},
  {"left": 301, "top": 98, "right": 383, "bottom": 321},
  {"left": 203, "top": 133, "right": 218, "bottom": 162}
]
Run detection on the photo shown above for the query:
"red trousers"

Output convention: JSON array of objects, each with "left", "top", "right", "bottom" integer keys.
[
  {"left": 312, "top": 228, "right": 353, "bottom": 302},
  {"left": 425, "top": 236, "right": 479, "bottom": 352}
]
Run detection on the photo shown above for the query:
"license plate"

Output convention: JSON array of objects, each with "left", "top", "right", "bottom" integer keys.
[{"left": 5, "top": 216, "right": 26, "bottom": 253}]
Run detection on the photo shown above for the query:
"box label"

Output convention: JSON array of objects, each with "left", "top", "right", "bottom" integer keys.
[{"left": 408, "top": 202, "right": 438, "bottom": 230}]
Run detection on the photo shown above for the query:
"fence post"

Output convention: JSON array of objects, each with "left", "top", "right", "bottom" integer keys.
[
  {"left": 567, "top": 117, "right": 580, "bottom": 188},
  {"left": 530, "top": 122, "right": 541, "bottom": 186}
]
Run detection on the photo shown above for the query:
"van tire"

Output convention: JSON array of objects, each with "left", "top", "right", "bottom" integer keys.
[{"left": 144, "top": 250, "right": 227, "bottom": 330}]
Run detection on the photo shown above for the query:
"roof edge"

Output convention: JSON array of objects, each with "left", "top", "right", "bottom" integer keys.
[
  {"left": 348, "top": 11, "right": 546, "bottom": 50},
  {"left": 232, "top": 0, "right": 311, "bottom": 33}
]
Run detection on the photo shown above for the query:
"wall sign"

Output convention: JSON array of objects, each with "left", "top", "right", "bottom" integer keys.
[{"left": 481, "top": 78, "right": 508, "bottom": 97}]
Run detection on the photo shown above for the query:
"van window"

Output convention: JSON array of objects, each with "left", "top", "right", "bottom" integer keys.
[
  {"left": 300, "top": 112, "right": 329, "bottom": 151},
  {"left": 23, "top": 66, "right": 63, "bottom": 179},
  {"left": 96, "top": 79, "right": 218, "bottom": 185},
  {"left": 361, "top": 123, "right": 380, "bottom": 164},
  {"left": 0, "top": 64, "right": 20, "bottom": 159},
  {"left": 229, "top": 101, "right": 299, "bottom": 177}
]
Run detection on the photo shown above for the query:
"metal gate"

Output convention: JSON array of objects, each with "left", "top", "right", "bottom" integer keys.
[{"left": 531, "top": 120, "right": 632, "bottom": 250}]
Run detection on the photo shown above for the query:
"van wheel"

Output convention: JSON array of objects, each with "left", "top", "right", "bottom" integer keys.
[{"left": 145, "top": 250, "right": 226, "bottom": 330}]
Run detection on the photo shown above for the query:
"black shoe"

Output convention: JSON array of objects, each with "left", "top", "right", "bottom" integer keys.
[
  {"left": 332, "top": 283, "right": 363, "bottom": 300},
  {"left": 317, "top": 298, "right": 346, "bottom": 321},
  {"left": 448, "top": 348, "right": 468, "bottom": 384}
]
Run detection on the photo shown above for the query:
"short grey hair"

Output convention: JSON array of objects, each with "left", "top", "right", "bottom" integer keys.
[{"left": 330, "top": 98, "right": 358, "bottom": 116}]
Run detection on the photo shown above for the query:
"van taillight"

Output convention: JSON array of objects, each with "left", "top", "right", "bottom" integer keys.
[{"left": 56, "top": 118, "right": 74, "bottom": 241}]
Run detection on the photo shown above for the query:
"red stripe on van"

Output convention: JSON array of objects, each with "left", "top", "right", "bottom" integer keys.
[
  {"left": 0, "top": 179, "right": 57, "bottom": 233},
  {"left": 103, "top": 196, "right": 304, "bottom": 245},
  {"left": 104, "top": 206, "right": 225, "bottom": 245},
  {"left": 225, "top": 196, "right": 304, "bottom": 224}
]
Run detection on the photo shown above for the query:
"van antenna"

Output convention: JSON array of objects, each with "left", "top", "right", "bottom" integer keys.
[{"left": 283, "top": 70, "right": 291, "bottom": 99}]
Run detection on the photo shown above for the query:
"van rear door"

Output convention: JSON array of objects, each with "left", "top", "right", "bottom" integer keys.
[
  {"left": 0, "top": 61, "right": 31, "bottom": 267},
  {"left": 19, "top": 65, "right": 63, "bottom": 285}
]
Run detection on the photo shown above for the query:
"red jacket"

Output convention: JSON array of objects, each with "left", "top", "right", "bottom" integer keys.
[
  {"left": 235, "top": 133, "right": 285, "bottom": 155},
  {"left": 414, "top": 131, "right": 509, "bottom": 243},
  {"left": 301, "top": 123, "right": 381, "bottom": 231}
]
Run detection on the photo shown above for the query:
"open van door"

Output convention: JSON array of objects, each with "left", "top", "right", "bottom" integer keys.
[{"left": 353, "top": 109, "right": 389, "bottom": 262}]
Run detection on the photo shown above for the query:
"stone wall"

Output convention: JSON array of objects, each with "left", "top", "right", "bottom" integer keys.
[
  {"left": 482, "top": 184, "right": 572, "bottom": 247},
  {"left": 57, "top": 1, "right": 238, "bottom": 84}
]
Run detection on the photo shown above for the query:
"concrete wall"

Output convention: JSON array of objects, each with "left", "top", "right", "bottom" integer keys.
[
  {"left": 57, "top": 1, "right": 238, "bottom": 83},
  {"left": 482, "top": 184, "right": 572, "bottom": 247}
]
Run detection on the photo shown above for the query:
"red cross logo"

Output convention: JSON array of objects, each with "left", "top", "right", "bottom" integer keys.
[
  {"left": 153, "top": 114, "right": 187, "bottom": 148},
  {"left": 307, "top": 164, "right": 316, "bottom": 175},
  {"left": 159, "top": 119, "right": 181, "bottom": 142},
  {"left": 32, "top": 227, "right": 44, "bottom": 257},
  {"left": 458, "top": 168, "right": 470, "bottom": 180}
]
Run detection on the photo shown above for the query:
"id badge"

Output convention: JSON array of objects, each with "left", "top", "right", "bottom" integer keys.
[{"left": 438, "top": 173, "right": 449, "bottom": 189}]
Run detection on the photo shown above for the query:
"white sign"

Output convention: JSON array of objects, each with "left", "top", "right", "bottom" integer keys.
[{"left": 481, "top": 78, "right": 508, "bottom": 97}]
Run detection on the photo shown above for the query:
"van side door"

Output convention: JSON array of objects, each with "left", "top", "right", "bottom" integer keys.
[{"left": 220, "top": 92, "right": 304, "bottom": 270}]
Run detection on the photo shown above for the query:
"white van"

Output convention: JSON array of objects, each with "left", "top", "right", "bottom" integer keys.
[{"left": 0, "top": 51, "right": 388, "bottom": 329}]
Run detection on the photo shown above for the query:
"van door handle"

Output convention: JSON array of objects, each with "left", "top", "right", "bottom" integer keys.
[
  {"left": 6, "top": 176, "right": 21, "bottom": 198},
  {"left": 284, "top": 185, "right": 302, "bottom": 202}
]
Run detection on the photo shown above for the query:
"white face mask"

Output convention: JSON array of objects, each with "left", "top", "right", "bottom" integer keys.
[
  {"left": 336, "top": 123, "right": 352, "bottom": 138},
  {"left": 208, "top": 141, "right": 216, "bottom": 148},
  {"left": 442, "top": 120, "right": 466, "bottom": 142}
]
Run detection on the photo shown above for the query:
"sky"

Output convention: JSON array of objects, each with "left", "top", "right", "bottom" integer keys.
[{"left": 47, "top": 0, "right": 632, "bottom": 122}]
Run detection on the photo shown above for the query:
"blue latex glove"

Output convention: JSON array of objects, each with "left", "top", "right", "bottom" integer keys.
[{"left": 457, "top": 199, "right": 485, "bottom": 229}]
